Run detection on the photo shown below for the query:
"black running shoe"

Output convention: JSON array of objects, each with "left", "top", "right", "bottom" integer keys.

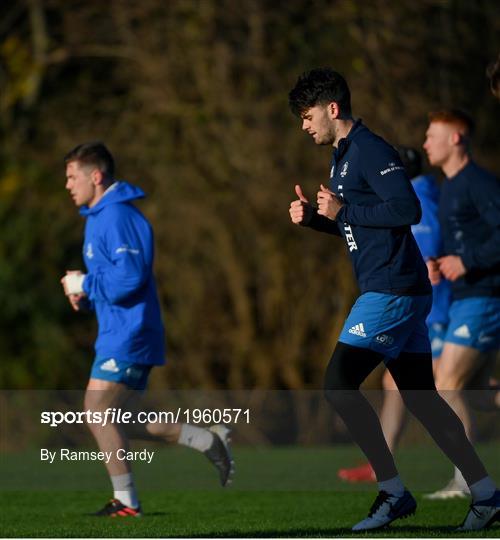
[
  {"left": 204, "top": 424, "right": 234, "bottom": 487},
  {"left": 94, "top": 498, "right": 142, "bottom": 517},
  {"left": 458, "top": 490, "right": 500, "bottom": 530},
  {"left": 352, "top": 490, "right": 416, "bottom": 531}
]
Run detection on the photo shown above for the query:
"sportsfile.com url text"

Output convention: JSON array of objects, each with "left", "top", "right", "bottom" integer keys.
[{"left": 41, "top": 408, "right": 251, "bottom": 427}]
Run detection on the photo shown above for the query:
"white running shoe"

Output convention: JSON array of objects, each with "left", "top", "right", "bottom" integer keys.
[
  {"left": 352, "top": 490, "right": 417, "bottom": 531},
  {"left": 424, "top": 478, "right": 469, "bottom": 500},
  {"left": 457, "top": 490, "right": 500, "bottom": 530},
  {"left": 204, "top": 424, "right": 234, "bottom": 487}
]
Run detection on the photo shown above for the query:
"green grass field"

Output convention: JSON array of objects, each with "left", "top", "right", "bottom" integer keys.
[{"left": 1, "top": 444, "right": 499, "bottom": 537}]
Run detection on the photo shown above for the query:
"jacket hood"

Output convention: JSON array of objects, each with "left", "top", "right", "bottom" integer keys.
[
  {"left": 411, "top": 174, "right": 439, "bottom": 203},
  {"left": 80, "top": 181, "right": 145, "bottom": 216}
]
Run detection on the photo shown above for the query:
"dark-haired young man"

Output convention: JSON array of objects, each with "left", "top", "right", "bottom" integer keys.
[
  {"left": 288, "top": 69, "right": 499, "bottom": 531},
  {"left": 61, "top": 142, "right": 233, "bottom": 517},
  {"left": 423, "top": 110, "right": 500, "bottom": 499}
]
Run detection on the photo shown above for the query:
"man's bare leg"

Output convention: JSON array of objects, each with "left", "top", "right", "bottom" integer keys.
[
  {"left": 435, "top": 343, "right": 485, "bottom": 438},
  {"left": 380, "top": 369, "right": 407, "bottom": 453},
  {"left": 85, "top": 378, "right": 143, "bottom": 509},
  {"left": 85, "top": 378, "right": 233, "bottom": 510},
  {"left": 426, "top": 343, "right": 484, "bottom": 498}
]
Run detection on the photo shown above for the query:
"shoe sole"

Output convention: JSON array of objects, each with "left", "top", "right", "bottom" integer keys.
[
  {"left": 93, "top": 509, "right": 143, "bottom": 518},
  {"left": 209, "top": 424, "right": 235, "bottom": 487},
  {"left": 423, "top": 479, "right": 470, "bottom": 500},
  {"left": 424, "top": 491, "right": 468, "bottom": 500}
]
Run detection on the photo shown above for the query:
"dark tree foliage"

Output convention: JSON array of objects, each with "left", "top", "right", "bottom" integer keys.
[{"left": 1, "top": 0, "right": 498, "bottom": 390}]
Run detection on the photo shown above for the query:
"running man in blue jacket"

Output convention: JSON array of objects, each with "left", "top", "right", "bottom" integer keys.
[
  {"left": 423, "top": 109, "right": 500, "bottom": 504},
  {"left": 61, "top": 142, "right": 233, "bottom": 517},
  {"left": 288, "top": 69, "right": 499, "bottom": 531}
]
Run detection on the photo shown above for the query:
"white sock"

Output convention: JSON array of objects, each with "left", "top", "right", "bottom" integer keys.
[
  {"left": 111, "top": 472, "right": 139, "bottom": 509},
  {"left": 178, "top": 424, "right": 214, "bottom": 452},
  {"left": 469, "top": 476, "right": 496, "bottom": 502},
  {"left": 453, "top": 466, "right": 469, "bottom": 490},
  {"left": 378, "top": 475, "right": 405, "bottom": 497}
]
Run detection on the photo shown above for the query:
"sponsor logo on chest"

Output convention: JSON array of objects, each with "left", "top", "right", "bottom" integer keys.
[{"left": 380, "top": 162, "right": 404, "bottom": 176}]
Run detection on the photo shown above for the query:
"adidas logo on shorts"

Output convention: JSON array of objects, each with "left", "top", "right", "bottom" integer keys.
[
  {"left": 453, "top": 325, "right": 471, "bottom": 339},
  {"left": 349, "top": 323, "right": 367, "bottom": 337},
  {"left": 100, "top": 358, "right": 120, "bottom": 373}
]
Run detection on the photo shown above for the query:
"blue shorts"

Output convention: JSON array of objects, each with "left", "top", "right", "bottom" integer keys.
[
  {"left": 90, "top": 357, "right": 152, "bottom": 391},
  {"left": 339, "top": 292, "right": 432, "bottom": 359},
  {"left": 428, "top": 322, "right": 448, "bottom": 359},
  {"left": 445, "top": 297, "right": 500, "bottom": 352}
]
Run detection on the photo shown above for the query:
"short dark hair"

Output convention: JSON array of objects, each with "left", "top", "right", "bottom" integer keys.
[
  {"left": 64, "top": 142, "right": 115, "bottom": 178},
  {"left": 396, "top": 146, "right": 422, "bottom": 180},
  {"left": 289, "top": 68, "right": 351, "bottom": 117}
]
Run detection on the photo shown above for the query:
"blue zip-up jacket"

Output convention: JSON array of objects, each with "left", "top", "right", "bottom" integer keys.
[
  {"left": 305, "top": 120, "right": 431, "bottom": 296},
  {"left": 439, "top": 160, "right": 500, "bottom": 299},
  {"left": 80, "top": 181, "right": 165, "bottom": 365},
  {"left": 411, "top": 174, "right": 451, "bottom": 324}
]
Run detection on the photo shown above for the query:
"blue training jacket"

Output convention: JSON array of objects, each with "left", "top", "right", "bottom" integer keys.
[
  {"left": 80, "top": 181, "right": 165, "bottom": 365},
  {"left": 439, "top": 160, "right": 500, "bottom": 299},
  {"left": 411, "top": 174, "right": 451, "bottom": 324},
  {"left": 305, "top": 120, "right": 431, "bottom": 296}
]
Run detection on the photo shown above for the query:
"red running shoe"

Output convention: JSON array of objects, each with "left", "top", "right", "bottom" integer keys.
[
  {"left": 338, "top": 462, "right": 376, "bottom": 482},
  {"left": 94, "top": 499, "right": 142, "bottom": 517}
]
